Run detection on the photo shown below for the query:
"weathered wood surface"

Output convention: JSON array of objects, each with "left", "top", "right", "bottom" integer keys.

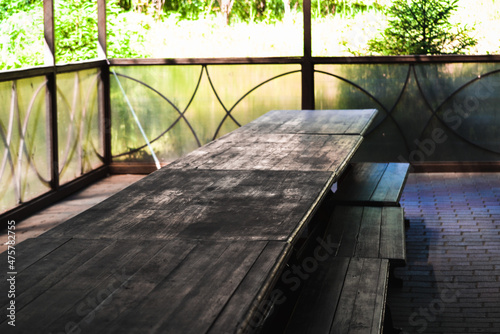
[
  {"left": 43, "top": 169, "right": 335, "bottom": 243},
  {"left": 326, "top": 205, "right": 406, "bottom": 265},
  {"left": 0, "top": 238, "right": 289, "bottom": 334},
  {"left": 1, "top": 110, "right": 380, "bottom": 334},
  {"left": 235, "top": 109, "right": 378, "bottom": 135},
  {"left": 284, "top": 257, "right": 389, "bottom": 334},
  {"left": 168, "top": 133, "right": 363, "bottom": 173},
  {"left": 332, "top": 163, "right": 410, "bottom": 206}
]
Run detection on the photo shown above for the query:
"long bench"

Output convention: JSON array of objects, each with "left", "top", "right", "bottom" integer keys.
[
  {"left": 262, "top": 164, "right": 409, "bottom": 333},
  {"left": 332, "top": 163, "right": 410, "bottom": 206},
  {"left": 284, "top": 256, "right": 390, "bottom": 334},
  {"left": 327, "top": 205, "right": 406, "bottom": 266}
]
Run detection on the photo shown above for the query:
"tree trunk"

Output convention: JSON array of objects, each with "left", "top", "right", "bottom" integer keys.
[
  {"left": 217, "top": 0, "right": 234, "bottom": 25},
  {"left": 283, "top": 0, "right": 291, "bottom": 22}
]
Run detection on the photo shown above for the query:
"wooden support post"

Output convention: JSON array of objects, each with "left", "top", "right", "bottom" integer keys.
[
  {"left": 44, "top": 0, "right": 59, "bottom": 190},
  {"left": 98, "top": 0, "right": 112, "bottom": 166},
  {"left": 302, "top": 0, "right": 314, "bottom": 110}
]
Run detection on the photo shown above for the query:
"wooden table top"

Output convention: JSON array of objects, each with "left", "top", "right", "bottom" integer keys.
[
  {"left": 234, "top": 109, "right": 378, "bottom": 135},
  {"left": 0, "top": 237, "right": 289, "bottom": 334},
  {"left": 1, "top": 109, "right": 378, "bottom": 334},
  {"left": 168, "top": 133, "right": 363, "bottom": 172},
  {"left": 44, "top": 169, "right": 334, "bottom": 243}
]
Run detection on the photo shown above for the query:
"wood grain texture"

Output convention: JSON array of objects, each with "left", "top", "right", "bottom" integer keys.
[
  {"left": 0, "top": 109, "right": 375, "bottom": 334},
  {"left": 234, "top": 109, "right": 378, "bottom": 135},
  {"left": 284, "top": 257, "right": 388, "bottom": 334},
  {"left": 42, "top": 169, "right": 334, "bottom": 242},
  {"left": 0, "top": 238, "right": 288, "bottom": 334},
  {"left": 332, "top": 163, "right": 410, "bottom": 206},
  {"left": 326, "top": 206, "right": 406, "bottom": 264},
  {"left": 168, "top": 133, "right": 363, "bottom": 173}
]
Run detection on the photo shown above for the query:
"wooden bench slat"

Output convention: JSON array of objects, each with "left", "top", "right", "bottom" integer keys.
[
  {"left": 326, "top": 206, "right": 406, "bottom": 264},
  {"left": 339, "top": 258, "right": 387, "bottom": 333},
  {"left": 379, "top": 206, "right": 406, "bottom": 263},
  {"left": 355, "top": 207, "right": 382, "bottom": 259},
  {"left": 332, "top": 163, "right": 410, "bottom": 206},
  {"left": 370, "top": 163, "right": 410, "bottom": 204},
  {"left": 284, "top": 257, "right": 388, "bottom": 334}
]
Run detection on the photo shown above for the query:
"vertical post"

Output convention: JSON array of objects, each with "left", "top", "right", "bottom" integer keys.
[
  {"left": 98, "top": 0, "right": 112, "bottom": 166},
  {"left": 302, "top": 0, "right": 314, "bottom": 109},
  {"left": 44, "top": 0, "right": 59, "bottom": 190}
]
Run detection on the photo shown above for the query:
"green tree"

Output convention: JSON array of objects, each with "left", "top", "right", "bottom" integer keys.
[{"left": 368, "top": 0, "right": 477, "bottom": 55}]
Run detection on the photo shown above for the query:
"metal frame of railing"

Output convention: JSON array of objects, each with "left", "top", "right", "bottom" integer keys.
[{"left": 1, "top": 0, "right": 500, "bottom": 227}]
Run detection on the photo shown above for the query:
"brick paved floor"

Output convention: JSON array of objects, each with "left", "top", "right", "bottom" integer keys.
[{"left": 388, "top": 173, "right": 500, "bottom": 334}]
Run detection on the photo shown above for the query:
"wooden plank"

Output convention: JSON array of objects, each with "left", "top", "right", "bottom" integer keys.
[
  {"left": 285, "top": 257, "right": 388, "bottom": 334},
  {"left": 284, "top": 257, "right": 351, "bottom": 334},
  {"left": 355, "top": 207, "right": 381, "bottom": 259},
  {"left": 326, "top": 206, "right": 405, "bottom": 263},
  {"left": 43, "top": 170, "right": 334, "bottom": 243},
  {"left": 0, "top": 239, "right": 289, "bottom": 333},
  {"left": 333, "top": 163, "right": 387, "bottom": 203},
  {"left": 0, "top": 237, "right": 71, "bottom": 273},
  {"left": 84, "top": 239, "right": 198, "bottom": 333},
  {"left": 235, "top": 109, "right": 378, "bottom": 135},
  {"left": 333, "top": 163, "right": 409, "bottom": 206},
  {"left": 208, "top": 242, "right": 290, "bottom": 334},
  {"left": 346, "top": 258, "right": 388, "bottom": 333},
  {"left": 167, "top": 133, "right": 363, "bottom": 173},
  {"left": 370, "top": 163, "right": 410, "bottom": 204},
  {"left": 0, "top": 238, "right": 166, "bottom": 331},
  {"left": 329, "top": 206, "right": 363, "bottom": 258},
  {"left": 0, "top": 238, "right": 102, "bottom": 312},
  {"left": 90, "top": 240, "right": 286, "bottom": 334},
  {"left": 379, "top": 207, "right": 406, "bottom": 265},
  {"left": 331, "top": 257, "right": 363, "bottom": 333}
]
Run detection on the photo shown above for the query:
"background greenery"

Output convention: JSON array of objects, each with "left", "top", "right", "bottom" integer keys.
[{"left": 0, "top": 0, "right": 499, "bottom": 69}]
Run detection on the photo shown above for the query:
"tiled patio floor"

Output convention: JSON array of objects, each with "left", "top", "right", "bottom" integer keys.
[{"left": 389, "top": 173, "right": 500, "bottom": 334}]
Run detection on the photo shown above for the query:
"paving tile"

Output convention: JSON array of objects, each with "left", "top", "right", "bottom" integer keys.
[{"left": 388, "top": 172, "right": 500, "bottom": 333}]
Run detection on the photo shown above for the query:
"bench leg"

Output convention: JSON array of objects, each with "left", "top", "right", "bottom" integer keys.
[
  {"left": 404, "top": 218, "right": 410, "bottom": 230},
  {"left": 389, "top": 265, "right": 404, "bottom": 288},
  {"left": 384, "top": 304, "right": 403, "bottom": 334}
]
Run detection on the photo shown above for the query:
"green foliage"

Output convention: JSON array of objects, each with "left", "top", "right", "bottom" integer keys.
[
  {"left": 55, "top": 0, "right": 99, "bottom": 63},
  {"left": 0, "top": 3, "right": 44, "bottom": 69},
  {"left": 311, "top": 0, "right": 387, "bottom": 18},
  {"left": 0, "top": 0, "right": 39, "bottom": 21},
  {"left": 163, "top": 0, "right": 208, "bottom": 20},
  {"left": 368, "top": 0, "right": 477, "bottom": 55}
]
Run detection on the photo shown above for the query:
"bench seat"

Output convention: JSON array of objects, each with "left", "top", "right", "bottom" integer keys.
[
  {"left": 332, "top": 163, "right": 410, "bottom": 206},
  {"left": 284, "top": 256, "right": 389, "bottom": 334},
  {"left": 326, "top": 205, "right": 406, "bottom": 266}
]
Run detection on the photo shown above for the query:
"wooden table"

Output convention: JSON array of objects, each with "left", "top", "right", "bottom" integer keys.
[{"left": 0, "top": 109, "right": 377, "bottom": 334}]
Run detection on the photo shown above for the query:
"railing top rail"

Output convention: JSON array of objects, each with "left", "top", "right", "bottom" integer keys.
[
  {"left": 108, "top": 55, "right": 500, "bottom": 66},
  {"left": 0, "top": 59, "right": 107, "bottom": 82},
  {"left": 2, "top": 55, "right": 500, "bottom": 82},
  {"left": 313, "top": 55, "right": 500, "bottom": 64}
]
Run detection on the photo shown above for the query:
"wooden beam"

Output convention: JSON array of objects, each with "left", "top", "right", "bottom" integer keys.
[
  {"left": 302, "top": 0, "right": 314, "bottom": 109},
  {"left": 43, "top": 0, "right": 58, "bottom": 192},
  {"left": 97, "top": 0, "right": 107, "bottom": 58}
]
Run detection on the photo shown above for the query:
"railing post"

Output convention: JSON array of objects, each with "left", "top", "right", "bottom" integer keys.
[
  {"left": 302, "top": 0, "right": 314, "bottom": 109},
  {"left": 44, "top": 0, "right": 59, "bottom": 191},
  {"left": 98, "top": 0, "right": 112, "bottom": 166}
]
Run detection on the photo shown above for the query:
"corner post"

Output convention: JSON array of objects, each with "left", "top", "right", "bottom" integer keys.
[
  {"left": 302, "top": 0, "right": 314, "bottom": 109},
  {"left": 44, "top": 0, "right": 59, "bottom": 190}
]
